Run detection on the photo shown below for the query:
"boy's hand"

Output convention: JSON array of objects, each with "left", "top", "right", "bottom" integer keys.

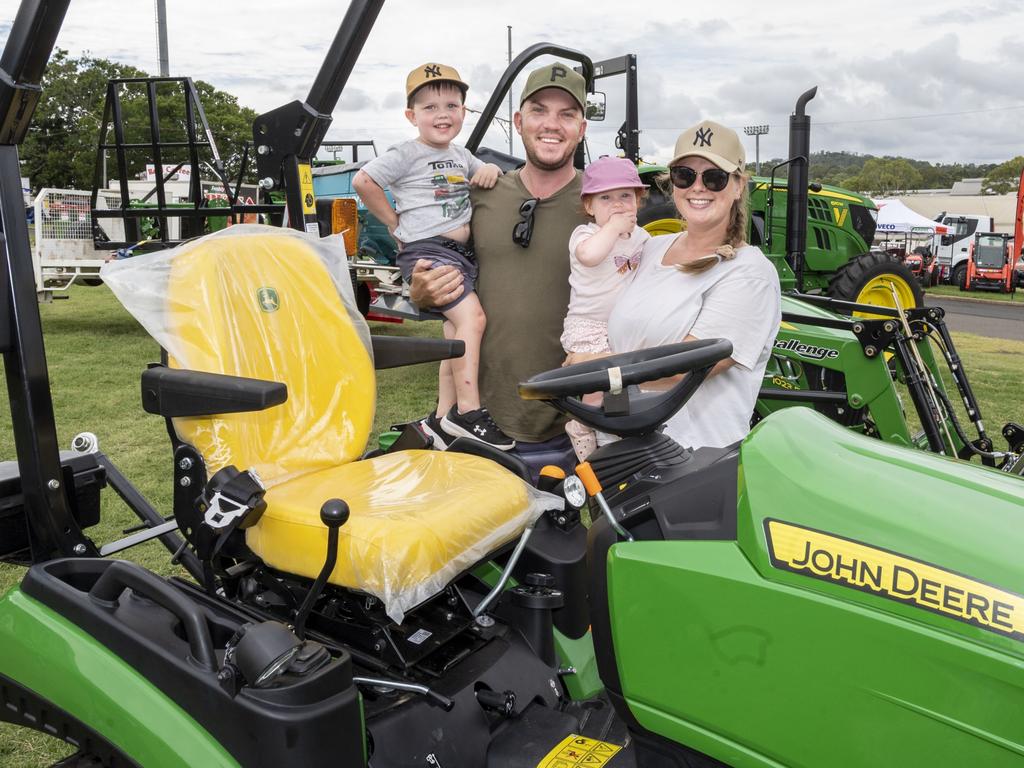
[
  {"left": 607, "top": 211, "right": 637, "bottom": 239},
  {"left": 469, "top": 163, "right": 502, "bottom": 189},
  {"left": 410, "top": 259, "right": 463, "bottom": 309}
]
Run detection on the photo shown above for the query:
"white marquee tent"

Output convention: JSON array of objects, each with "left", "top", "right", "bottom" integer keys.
[{"left": 873, "top": 199, "right": 951, "bottom": 235}]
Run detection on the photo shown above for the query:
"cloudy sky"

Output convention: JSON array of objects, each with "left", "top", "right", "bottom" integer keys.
[{"left": 3, "top": 0, "right": 1022, "bottom": 166}]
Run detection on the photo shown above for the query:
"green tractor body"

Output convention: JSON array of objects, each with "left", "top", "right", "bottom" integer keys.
[
  {"left": 749, "top": 178, "right": 875, "bottom": 291},
  {"left": 757, "top": 295, "right": 915, "bottom": 447},
  {"left": 602, "top": 409, "right": 1024, "bottom": 767}
]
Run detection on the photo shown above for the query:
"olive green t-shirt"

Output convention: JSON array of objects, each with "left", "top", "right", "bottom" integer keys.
[{"left": 470, "top": 170, "right": 586, "bottom": 442}]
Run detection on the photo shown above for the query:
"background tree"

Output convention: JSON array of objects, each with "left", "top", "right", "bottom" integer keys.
[
  {"left": 982, "top": 156, "right": 1024, "bottom": 195},
  {"left": 21, "top": 49, "right": 258, "bottom": 192}
]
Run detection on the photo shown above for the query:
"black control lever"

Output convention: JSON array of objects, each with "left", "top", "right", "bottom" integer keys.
[{"left": 294, "top": 498, "right": 349, "bottom": 640}]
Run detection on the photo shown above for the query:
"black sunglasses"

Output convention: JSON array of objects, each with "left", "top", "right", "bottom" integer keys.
[
  {"left": 512, "top": 197, "right": 540, "bottom": 248},
  {"left": 669, "top": 166, "right": 732, "bottom": 192}
]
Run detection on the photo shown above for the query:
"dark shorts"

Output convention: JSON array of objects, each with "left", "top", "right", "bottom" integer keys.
[{"left": 397, "top": 236, "right": 478, "bottom": 313}]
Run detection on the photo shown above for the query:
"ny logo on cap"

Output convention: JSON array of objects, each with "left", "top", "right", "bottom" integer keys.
[
  {"left": 424, "top": 64, "right": 442, "bottom": 78},
  {"left": 549, "top": 65, "right": 567, "bottom": 82},
  {"left": 693, "top": 127, "right": 714, "bottom": 147}
]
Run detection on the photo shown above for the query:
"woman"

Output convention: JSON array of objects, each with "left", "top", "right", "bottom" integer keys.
[{"left": 606, "top": 119, "right": 781, "bottom": 449}]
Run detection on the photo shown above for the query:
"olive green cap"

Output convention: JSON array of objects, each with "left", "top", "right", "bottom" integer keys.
[{"left": 520, "top": 62, "right": 586, "bottom": 111}]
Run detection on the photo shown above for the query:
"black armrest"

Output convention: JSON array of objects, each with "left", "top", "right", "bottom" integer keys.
[
  {"left": 370, "top": 336, "right": 465, "bottom": 370},
  {"left": 141, "top": 365, "right": 287, "bottom": 417}
]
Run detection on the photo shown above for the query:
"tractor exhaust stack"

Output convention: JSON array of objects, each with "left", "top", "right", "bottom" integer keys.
[{"left": 786, "top": 86, "right": 817, "bottom": 292}]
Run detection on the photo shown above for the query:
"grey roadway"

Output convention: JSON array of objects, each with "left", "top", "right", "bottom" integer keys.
[{"left": 925, "top": 296, "right": 1024, "bottom": 342}]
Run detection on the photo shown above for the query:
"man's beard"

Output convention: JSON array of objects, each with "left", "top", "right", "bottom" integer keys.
[{"left": 522, "top": 136, "right": 576, "bottom": 172}]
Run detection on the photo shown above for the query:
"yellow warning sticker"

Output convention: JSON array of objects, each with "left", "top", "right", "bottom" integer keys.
[
  {"left": 298, "top": 162, "right": 315, "bottom": 215},
  {"left": 536, "top": 734, "right": 622, "bottom": 767},
  {"left": 765, "top": 519, "right": 1024, "bottom": 641}
]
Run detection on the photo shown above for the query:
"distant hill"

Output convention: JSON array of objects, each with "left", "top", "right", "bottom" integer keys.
[{"left": 749, "top": 151, "right": 999, "bottom": 194}]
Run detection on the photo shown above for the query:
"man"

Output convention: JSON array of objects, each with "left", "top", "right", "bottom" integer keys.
[{"left": 411, "top": 62, "right": 589, "bottom": 467}]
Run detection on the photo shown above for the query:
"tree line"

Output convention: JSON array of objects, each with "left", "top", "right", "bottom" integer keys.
[
  {"left": 749, "top": 151, "right": 1022, "bottom": 196},
  {"left": 21, "top": 50, "right": 257, "bottom": 193}
]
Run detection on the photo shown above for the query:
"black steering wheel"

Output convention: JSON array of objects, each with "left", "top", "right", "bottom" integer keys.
[{"left": 518, "top": 339, "right": 733, "bottom": 438}]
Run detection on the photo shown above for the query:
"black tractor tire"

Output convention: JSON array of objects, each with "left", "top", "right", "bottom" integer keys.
[
  {"left": 827, "top": 251, "right": 925, "bottom": 310},
  {"left": 952, "top": 262, "right": 967, "bottom": 291}
]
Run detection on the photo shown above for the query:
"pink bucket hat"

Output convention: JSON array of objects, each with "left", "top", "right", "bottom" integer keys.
[{"left": 580, "top": 156, "right": 647, "bottom": 196}]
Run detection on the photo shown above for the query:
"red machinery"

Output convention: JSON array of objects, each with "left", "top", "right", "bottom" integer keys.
[{"left": 965, "top": 232, "right": 1015, "bottom": 292}]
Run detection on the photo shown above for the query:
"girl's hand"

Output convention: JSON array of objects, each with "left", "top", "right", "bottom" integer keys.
[
  {"left": 469, "top": 163, "right": 502, "bottom": 189},
  {"left": 607, "top": 211, "right": 637, "bottom": 238}
]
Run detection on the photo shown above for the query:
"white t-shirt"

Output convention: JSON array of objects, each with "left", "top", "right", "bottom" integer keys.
[
  {"left": 607, "top": 233, "right": 781, "bottom": 449},
  {"left": 566, "top": 223, "right": 651, "bottom": 322},
  {"left": 360, "top": 139, "right": 483, "bottom": 243}
]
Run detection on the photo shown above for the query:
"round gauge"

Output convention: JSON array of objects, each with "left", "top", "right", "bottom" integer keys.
[{"left": 563, "top": 475, "right": 587, "bottom": 508}]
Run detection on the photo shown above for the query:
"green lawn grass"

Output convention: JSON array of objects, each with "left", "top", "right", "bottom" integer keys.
[
  {"left": 927, "top": 283, "right": 1023, "bottom": 303},
  {"left": 0, "top": 284, "right": 1022, "bottom": 765}
]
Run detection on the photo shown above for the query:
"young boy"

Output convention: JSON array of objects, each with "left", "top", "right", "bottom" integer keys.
[{"left": 353, "top": 63, "right": 513, "bottom": 451}]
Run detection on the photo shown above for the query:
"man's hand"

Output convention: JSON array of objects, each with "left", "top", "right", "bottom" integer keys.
[
  {"left": 469, "top": 163, "right": 502, "bottom": 189},
  {"left": 409, "top": 259, "right": 463, "bottom": 309}
]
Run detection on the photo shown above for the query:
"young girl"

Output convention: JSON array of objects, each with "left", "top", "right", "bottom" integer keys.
[{"left": 561, "top": 156, "right": 651, "bottom": 460}]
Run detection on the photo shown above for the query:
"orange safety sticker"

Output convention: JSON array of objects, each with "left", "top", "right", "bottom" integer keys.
[{"left": 536, "top": 734, "right": 622, "bottom": 768}]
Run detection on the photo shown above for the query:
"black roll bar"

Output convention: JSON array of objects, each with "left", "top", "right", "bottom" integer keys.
[
  {"left": 1, "top": 0, "right": 99, "bottom": 560},
  {"left": 253, "top": 0, "right": 384, "bottom": 231},
  {"left": 465, "top": 43, "right": 596, "bottom": 160}
]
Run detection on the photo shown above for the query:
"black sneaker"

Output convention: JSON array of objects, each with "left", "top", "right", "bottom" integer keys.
[
  {"left": 417, "top": 411, "right": 449, "bottom": 450},
  {"left": 440, "top": 407, "right": 516, "bottom": 451}
]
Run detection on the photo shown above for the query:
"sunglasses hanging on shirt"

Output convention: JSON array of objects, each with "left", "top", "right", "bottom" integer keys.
[
  {"left": 512, "top": 197, "right": 540, "bottom": 248},
  {"left": 669, "top": 166, "right": 732, "bottom": 192}
]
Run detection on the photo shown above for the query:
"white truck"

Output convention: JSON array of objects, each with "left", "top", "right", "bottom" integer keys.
[{"left": 933, "top": 212, "right": 994, "bottom": 287}]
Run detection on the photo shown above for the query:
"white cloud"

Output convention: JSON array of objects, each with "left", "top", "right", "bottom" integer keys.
[{"left": 2, "top": 0, "right": 1022, "bottom": 164}]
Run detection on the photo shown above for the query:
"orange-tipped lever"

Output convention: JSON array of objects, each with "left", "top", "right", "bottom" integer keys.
[{"left": 576, "top": 462, "right": 633, "bottom": 542}]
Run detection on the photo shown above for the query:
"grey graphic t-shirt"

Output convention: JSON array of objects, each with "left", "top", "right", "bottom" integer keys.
[{"left": 360, "top": 139, "right": 483, "bottom": 243}]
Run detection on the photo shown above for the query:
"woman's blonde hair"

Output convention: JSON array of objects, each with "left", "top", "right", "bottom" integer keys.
[{"left": 667, "top": 168, "right": 750, "bottom": 275}]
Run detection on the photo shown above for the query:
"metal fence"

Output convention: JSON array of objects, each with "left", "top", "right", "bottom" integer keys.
[{"left": 31, "top": 188, "right": 123, "bottom": 300}]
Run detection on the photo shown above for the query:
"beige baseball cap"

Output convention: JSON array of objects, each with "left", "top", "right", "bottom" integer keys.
[
  {"left": 406, "top": 62, "right": 468, "bottom": 100},
  {"left": 520, "top": 62, "right": 586, "bottom": 112},
  {"left": 669, "top": 120, "right": 746, "bottom": 173}
]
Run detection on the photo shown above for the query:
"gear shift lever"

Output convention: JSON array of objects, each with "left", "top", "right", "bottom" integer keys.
[{"left": 294, "top": 498, "right": 349, "bottom": 639}]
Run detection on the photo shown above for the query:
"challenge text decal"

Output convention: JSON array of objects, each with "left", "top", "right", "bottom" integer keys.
[
  {"left": 765, "top": 519, "right": 1024, "bottom": 642},
  {"left": 774, "top": 338, "right": 839, "bottom": 360}
]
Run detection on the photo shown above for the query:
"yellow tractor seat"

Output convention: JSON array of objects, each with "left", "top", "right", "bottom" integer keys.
[
  {"left": 102, "top": 225, "right": 548, "bottom": 623},
  {"left": 251, "top": 449, "right": 534, "bottom": 619}
]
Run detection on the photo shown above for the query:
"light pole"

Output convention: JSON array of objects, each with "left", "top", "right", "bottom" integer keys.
[{"left": 743, "top": 124, "right": 769, "bottom": 175}]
